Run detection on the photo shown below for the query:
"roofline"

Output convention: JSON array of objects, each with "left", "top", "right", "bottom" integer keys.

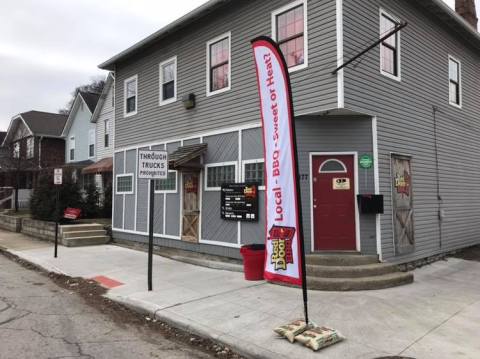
[
  {"left": 2, "top": 115, "right": 34, "bottom": 147},
  {"left": 91, "top": 72, "right": 115, "bottom": 124},
  {"left": 98, "top": 0, "right": 231, "bottom": 70},
  {"left": 61, "top": 93, "right": 95, "bottom": 137},
  {"left": 430, "top": 0, "right": 480, "bottom": 42}
]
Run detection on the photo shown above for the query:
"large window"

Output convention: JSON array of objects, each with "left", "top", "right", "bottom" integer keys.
[
  {"left": 155, "top": 171, "right": 177, "bottom": 193},
  {"left": 273, "top": 0, "right": 307, "bottom": 71},
  {"left": 449, "top": 56, "right": 461, "bottom": 107},
  {"left": 207, "top": 33, "right": 231, "bottom": 96},
  {"left": 124, "top": 75, "right": 138, "bottom": 116},
  {"left": 69, "top": 136, "right": 75, "bottom": 161},
  {"left": 205, "top": 162, "right": 236, "bottom": 190},
  {"left": 159, "top": 57, "right": 177, "bottom": 105},
  {"left": 380, "top": 10, "right": 401, "bottom": 80},
  {"left": 88, "top": 129, "right": 95, "bottom": 158},
  {"left": 116, "top": 174, "right": 134, "bottom": 194},
  {"left": 13, "top": 142, "right": 20, "bottom": 159},
  {"left": 26, "top": 137, "right": 34, "bottom": 159},
  {"left": 104, "top": 119, "right": 111, "bottom": 148},
  {"left": 243, "top": 160, "right": 265, "bottom": 189}
]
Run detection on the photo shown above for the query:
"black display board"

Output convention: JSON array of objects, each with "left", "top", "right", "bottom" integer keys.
[{"left": 221, "top": 183, "right": 259, "bottom": 222}]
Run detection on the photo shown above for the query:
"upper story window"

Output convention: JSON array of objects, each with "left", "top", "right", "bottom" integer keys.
[
  {"left": 104, "top": 119, "right": 111, "bottom": 148},
  {"left": 13, "top": 142, "right": 20, "bottom": 159},
  {"left": 207, "top": 32, "right": 231, "bottom": 96},
  {"left": 26, "top": 137, "right": 34, "bottom": 159},
  {"left": 159, "top": 57, "right": 177, "bottom": 105},
  {"left": 124, "top": 75, "right": 138, "bottom": 117},
  {"left": 272, "top": 0, "right": 308, "bottom": 71},
  {"left": 205, "top": 162, "right": 236, "bottom": 190},
  {"left": 88, "top": 129, "right": 95, "bottom": 158},
  {"left": 380, "top": 10, "right": 401, "bottom": 80},
  {"left": 69, "top": 136, "right": 75, "bottom": 161},
  {"left": 449, "top": 56, "right": 462, "bottom": 108}
]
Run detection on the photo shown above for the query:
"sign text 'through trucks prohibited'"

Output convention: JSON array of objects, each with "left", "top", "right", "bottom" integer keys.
[{"left": 138, "top": 150, "right": 168, "bottom": 180}]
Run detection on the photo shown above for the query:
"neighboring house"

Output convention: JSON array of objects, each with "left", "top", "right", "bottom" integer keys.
[
  {"left": 61, "top": 91, "right": 100, "bottom": 188},
  {"left": 82, "top": 73, "right": 115, "bottom": 197},
  {"left": 99, "top": 0, "right": 480, "bottom": 264},
  {"left": 0, "top": 111, "right": 67, "bottom": 207}
]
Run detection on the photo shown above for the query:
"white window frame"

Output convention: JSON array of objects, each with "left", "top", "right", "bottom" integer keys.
[
  {"left": 206, "top": 32, "right": 232, "bottom": 97},
  {"left": 69, "top": 136, "right": 75, "bottom": 161},
  {"left": 448, "top": 55, "right": 462, "bottom": 109},
  {"left": 26, "top": 137, "right": 34, "bottom": 159},
  {"left": 104, "top": 119, "right": 111, "bottom": 148},
  {"left": 88, "top": 129, "right": 95, "bottom": 158},
  {"left": 116, "top": 173, "right": 134, "bottom": 195},
  {"left": 123, "top": 75, "right": 138, "bottom": 117},
  {"left": 242, "top": 159, "right": 265, "bottom": 190},
  {"left": 159, "top": 56, "right": 177, "bottom": 106},
  {"left": 204, "top": 161, "right": 238, "bottom": 191},
  {"left": 272, "top": 0, "right": 309, "bottom": 73},
  {"left": 154, "top": 170, "right": 178, "bottom": 194},
  {"left": 379, "top": 8, "right": 401, "bottom": 82}
]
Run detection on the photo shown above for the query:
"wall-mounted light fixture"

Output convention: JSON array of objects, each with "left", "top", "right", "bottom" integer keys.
[{"left": 182, "top": 93, "right": 196, "bottom": 109}]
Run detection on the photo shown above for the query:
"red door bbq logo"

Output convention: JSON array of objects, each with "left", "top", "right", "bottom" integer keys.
[{"left": 269, "top": 226, "right": 295, "bottom": 271}]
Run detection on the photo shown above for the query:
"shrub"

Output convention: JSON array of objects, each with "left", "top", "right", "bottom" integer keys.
[
  {"left": 83, "top": 182, "right": 100, "bottom": 218},
  {"left": 101, "top": 183, "right": 112, "bottom": 218}
]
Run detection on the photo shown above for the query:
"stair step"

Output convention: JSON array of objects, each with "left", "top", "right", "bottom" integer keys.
[
  {"left": 60, "top": 224, "right": 104, "bottom": 233},
  {"left": 306, "top": 263, "right": 398, "bottom": 278},
  {"left": 62, "top": 230, "right": 107, "bottom": 239},
  {"left": 306, "top": 272, "right": 414, "bottom": 291},
  {"left": 306, "top": 254, "right": 379, "bottom": 266},
  {"left": 62, "top": 236, "right": 110, "bottom": 247}
]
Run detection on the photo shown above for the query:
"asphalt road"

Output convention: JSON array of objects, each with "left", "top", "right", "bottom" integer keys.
[{"left": 0, "top": 254, "right": 213, "bottom": 359}]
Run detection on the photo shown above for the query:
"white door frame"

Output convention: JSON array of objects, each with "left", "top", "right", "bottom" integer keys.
[{"left": 309, "top": 152, "right": 361, "bottom": 252}]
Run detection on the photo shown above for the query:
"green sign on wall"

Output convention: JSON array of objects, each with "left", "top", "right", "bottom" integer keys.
[{"left": 359, "top": 154, "right": 373, "bottom": 169}]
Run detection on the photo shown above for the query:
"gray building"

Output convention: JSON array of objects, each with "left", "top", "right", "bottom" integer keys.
[{"left": 99, "top": 0, "right": 480, "bottom": 264}]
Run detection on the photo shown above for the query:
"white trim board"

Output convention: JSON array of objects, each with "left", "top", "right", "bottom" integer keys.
[
  {"left": 372, "top": 116, "right": 382, "bottom": 260},
  {"left": 336, "top": 0, "right": 344, "bottom": 108},
  {"left": 309, "top": 152, "right": 361, "bottom": 253}
]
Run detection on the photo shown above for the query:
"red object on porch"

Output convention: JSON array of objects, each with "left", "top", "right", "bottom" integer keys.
[
  {"left": 240, "top": 244, "right": 265, "bottom": 281},
  {"left": 64, "top": 208, "right": 81, "bottom": 220}
]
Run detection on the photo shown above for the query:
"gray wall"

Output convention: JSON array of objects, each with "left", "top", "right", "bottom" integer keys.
[
  {"left": 343, "top": 0, "right": 480, "bottom": 261},
  {"left": 114, "top": 0, "right": 338, "bottom": 149}
]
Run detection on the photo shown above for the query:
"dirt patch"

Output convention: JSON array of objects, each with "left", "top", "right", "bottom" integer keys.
[
  {"left": 451, "top": 245, "right": 480, "bottom": 262},
  {"left": 0, "top": 249, "right": 245, "bottom": 359}
]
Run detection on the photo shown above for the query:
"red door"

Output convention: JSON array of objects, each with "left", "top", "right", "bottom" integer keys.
[{"left": 312, "top": 155, "right": 356, "bottom": 251}]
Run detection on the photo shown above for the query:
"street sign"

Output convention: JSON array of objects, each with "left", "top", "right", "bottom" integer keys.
[
  {"left": 359, "top": 154, "right": 373, "bottom": 169},
  {"left": 54, "top": 168, "right": 62, "bottom": 185},
  {"left": 138, "top": 150, "right": 168, "bottom": 179}
]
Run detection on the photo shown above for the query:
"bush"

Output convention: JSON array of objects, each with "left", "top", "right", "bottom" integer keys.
[
  {"left": 30, "top": 171, "right": 83, "bottom": 221},
  {"left": 102, "top": 183, "right": 112, "bottom": 218},
  {"left": 83, "top": 182, "right": 100, "bottom": 218}
]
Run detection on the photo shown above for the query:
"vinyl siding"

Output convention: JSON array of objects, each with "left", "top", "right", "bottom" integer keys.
[
  {"left": 343, "top": 0, "right": 480, "bottom": 261},
  {"left": 65, "top": 100, "right": 96, "bottom": 163},
  {"left": 114, "top": 0, "right": 338, "bottom": 149},
  {"left": 95, "top": 83, "right": 115, "bottom": 161}
]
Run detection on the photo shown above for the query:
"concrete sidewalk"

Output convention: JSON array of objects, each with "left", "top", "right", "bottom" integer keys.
[{"left": 1, "top": 229, "right": 480, "bottom": 359}]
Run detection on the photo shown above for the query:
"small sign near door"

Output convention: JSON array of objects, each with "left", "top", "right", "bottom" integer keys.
[{"left": 333, "top": 178, "right": 350, "bottom": 190}]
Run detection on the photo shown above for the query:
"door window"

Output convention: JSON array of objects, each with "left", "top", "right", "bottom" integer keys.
[{"left": 319, "top": 159, "right": 347, "bottom": 173}]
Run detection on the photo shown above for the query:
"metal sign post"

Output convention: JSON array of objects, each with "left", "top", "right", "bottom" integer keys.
[
  {"left": 138, "top": 150, "right": 169, "bottom": 291},
  {"left": 53, "top": 168, "right": 62, "bottom": 258}
]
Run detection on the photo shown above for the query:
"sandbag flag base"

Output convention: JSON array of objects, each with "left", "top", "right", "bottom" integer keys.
[{"left": 250, "top": 36, "right": 309, "bottom": 324}]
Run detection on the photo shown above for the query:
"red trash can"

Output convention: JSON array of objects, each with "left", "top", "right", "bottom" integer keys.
[{"left": 240, "top": 244, "right": 266, "bottom": 281}]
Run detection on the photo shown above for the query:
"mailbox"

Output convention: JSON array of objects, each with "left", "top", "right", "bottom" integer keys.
[{"left": 357, "top": 194, "right": 384, "bottom": 214}]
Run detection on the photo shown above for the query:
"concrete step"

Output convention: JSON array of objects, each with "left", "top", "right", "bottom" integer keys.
[
  {"left": 306, "top": 272, "right": 414, "bottom": 291},
  {"left": 60, "top": 224, "right": 104, "bottom": 233},
  {"left": 62, "top": 230, "right": 107, "bottom": 239},
  {"left": 62, "top": 236, "right": 110, "bottom": 247},
  {"left": 306, "top": 254, "right": 379, "bottom": 266},
  {"left": 306, "top": 263, "right": 399, "bottom": 278}
]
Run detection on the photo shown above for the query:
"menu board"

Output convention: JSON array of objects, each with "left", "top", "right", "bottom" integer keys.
[{"left": 221, "top": 183, "right": 259, "bottom": 222}]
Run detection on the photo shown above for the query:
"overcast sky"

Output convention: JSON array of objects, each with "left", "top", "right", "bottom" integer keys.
[{"left": 0, "top": 0, "right": 477, "bottom": 131}]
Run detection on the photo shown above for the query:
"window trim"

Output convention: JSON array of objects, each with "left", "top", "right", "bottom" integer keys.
[
  {"left": 448, "top": 55, "right": 462, "bottom": 109},
  {"left": 69, "top": 136, "right": 75, "bottom": 162},
  {"left": 206, "top": 32, "right": 232, "bottom": 97},
  {"left": 115, "top": 173, "right": 134, "bottom": 195},
  {"left": 159, "top": 56, "right": 177, "bottom": 106},
  {"left": 318, "top": 159, "right": 348, "bottom": 173},
  {"left": 379, "top": 8, "right": 401, "bottom": 82},
  {"left": 13, "top": 141, "right": 20, "bottom": 159},
  {"left": 154, "top": 170, "right": 178, "bottom": 194},
  {"left": 104, "top": 119, "right": 110, "bottom": 148},
  {"left": 88, "top": 129, "right": 95, "bottom": 159},
  {"left": 26, "top": 137, "right": 34, "bottom": 159},
  {"left": 271, "top": 0, "right": 309, "bottom": 73},
  {"left": 242, "top": 159, "right": 265, "bottom": 190},
  {"left": 123, "top": 74, "right": 138, "bottom": 117},
  {"left": 204, "top": 161, "right": 238, "bottom": 191}
]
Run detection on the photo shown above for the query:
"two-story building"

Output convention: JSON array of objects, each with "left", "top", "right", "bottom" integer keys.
[{"left": 99, "top": 0, "right": 480, "bottom": 266}]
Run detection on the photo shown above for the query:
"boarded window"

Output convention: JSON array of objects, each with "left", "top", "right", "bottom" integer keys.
[
  {"left": 206, "top": 164, "right": 235, "bottom": 189},
  {"left": 275, "top": 4, "right": 305, "bottom": 68},
  {"left": 391, "top": 154, "right": 414, "bottom": 255}
]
